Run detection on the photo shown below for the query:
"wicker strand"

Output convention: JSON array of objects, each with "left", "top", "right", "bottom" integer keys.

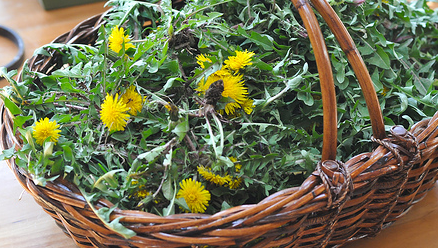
[
  {"left": 316, "top": 160, "right": 353, "bottom": 247},
  {"left": 370, "top": 164, "right": 413, "bottom": 237},
  {"left": 309, "top": 0, "right": 386, "bottom": 140},
  {"left": 316, "top": 160, "right": 353, "bottom": 209},
  {"left": 371, "top": 137, "right": 404, "bottom": 168},
  {"left": 289, "top": 0, "right": 338, "bottom": 161},
  {"left": 366, "top": 126, "right": 420, "bottom": 236}
]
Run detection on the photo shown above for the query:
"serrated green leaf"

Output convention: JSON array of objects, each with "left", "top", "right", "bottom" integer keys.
[
  {"left": 136, "top": 145, "right": 167, "bottom": 163},
  {"left": 162, "top": 177, "right": 173, "bottom": 201},
  {"left": 0, "top": 146, "right": 16, "bottom": 160},
  {"left": 172, "top": 119, "right": 189, "bottom": 141},
  {"left": 107, "top": 217, "right": 136, "bottom": 239},
  {"left": 80, "top": 189, "right": 136, "bottom": 239},
  {"left": 2, "top": 97, "right": 22, "bottom": 115},
  {"left": 368, "top": 45, "right": 391, "bottom": 69},
  {"left": 393, "top": 92, "right": 408, "bottom": 114},
  {"left": 13, "top": 115, "right": 32, "bottom": 128}
]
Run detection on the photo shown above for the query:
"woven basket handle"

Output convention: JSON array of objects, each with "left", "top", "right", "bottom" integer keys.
[{"left": 290, "top": 0, "right": 386, "bottom": 161}]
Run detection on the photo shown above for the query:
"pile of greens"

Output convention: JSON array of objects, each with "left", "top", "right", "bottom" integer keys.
[{"left": 1, "top": 0, "right": 437, "bottom": 231}]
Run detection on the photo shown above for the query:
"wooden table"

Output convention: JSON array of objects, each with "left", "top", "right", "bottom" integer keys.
[{"left": 1, "top": 0, "right": 438, "bottom": 247}]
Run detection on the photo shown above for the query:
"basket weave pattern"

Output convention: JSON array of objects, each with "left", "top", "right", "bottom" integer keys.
[{"left": 2, "top": 1, "right": 438, "bottom": 247}]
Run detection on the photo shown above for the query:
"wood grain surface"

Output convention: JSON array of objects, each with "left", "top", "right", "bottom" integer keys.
[{"left": 0, "top": 0, "right": 437, "bottom": 247}]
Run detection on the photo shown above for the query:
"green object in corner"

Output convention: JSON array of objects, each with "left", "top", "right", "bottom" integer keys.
[{"left": 38, "top": 0, "right": 105, "bottom": 10}]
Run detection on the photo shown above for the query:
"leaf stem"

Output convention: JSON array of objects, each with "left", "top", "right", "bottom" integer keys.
[
  {"left": 183, "top": 0, "right": 232, "bottom": 23},
  {"left": 204, "top": 114, "right": 218, "bottom": 157},
  {"left": 212, "top": 113, "right": 224, "bottom": 154},
  {"left": 262, "top": 81, "right": 291, "bottom": 108}
]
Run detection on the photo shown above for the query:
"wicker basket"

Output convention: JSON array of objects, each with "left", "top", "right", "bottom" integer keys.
[{"left": 2, "top": 0, "right": 438, "bottom": 247}]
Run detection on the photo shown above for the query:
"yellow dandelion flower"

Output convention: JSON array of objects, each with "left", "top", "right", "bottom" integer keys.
[
  {"left": 198, "top": 166, "right": 231, "bottom": 186},
  {"left": 219, "top": 98, "right": 254, "bottom": 116},
  {"left": 224, "top": 102, "right": 241, "bottom": 116},
  {"left": 109, "top": 26, "right": 136, "bottom": 53},
  {"left": 214, "top": 67, "right": 232, "bottom": 77},
  {"left": 241, "top": 98, "right": 255, "bottom": 114},
  {"left": 218, "top": 74, "right": 247, "bottom": 110},
  {"left": 164, "top": 102, "right": 179, "bottom": 121},
  {"left": 130, "top": 180, "right": 152, "bottom": 200},
  {"left": 197, "top": 69, "right": 248, "bottom": 115},
  {"left": 198, "top": 165, "right": 214, "bottom": 180},
  {"left": 381, "top": 86, "right": 390, "bottom": 97},
  {"left": 100, "top": 93, "right": 130, "bottom": 132},
  {"left": 196, "top": 67, "right": 231, "bottom": 93},
  {"left": 213, "top": 174, "right": 231, "bottom": 185},
  {"left": 228, "top": 177, "right": 243, "bottom": 189},
  {"left": 226, "top": 157, "right": 243, "bottom": 189},
  {"left": 129, "top": 180, "right": 152, "bottom": 202},
  {"left": 196, "top": 54, "right": 212, "bottom": 69},
  {"left": 32, "top": 118, "right": 61, "bottom": 145},
  {"left": 229, "top": 157, "right": 242, "bottom": 172},
  {"left": 136, "top": 189, "right": 151, "bottom": 198},
  {"left": 176, "top": 178, "right": 211, "bottom": 213},
  {"left": 121, "top": 86, "right": 143, "bottom": 116},
  {"left": 224, "top": 50, "right": 255, "bottom": 71}
]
